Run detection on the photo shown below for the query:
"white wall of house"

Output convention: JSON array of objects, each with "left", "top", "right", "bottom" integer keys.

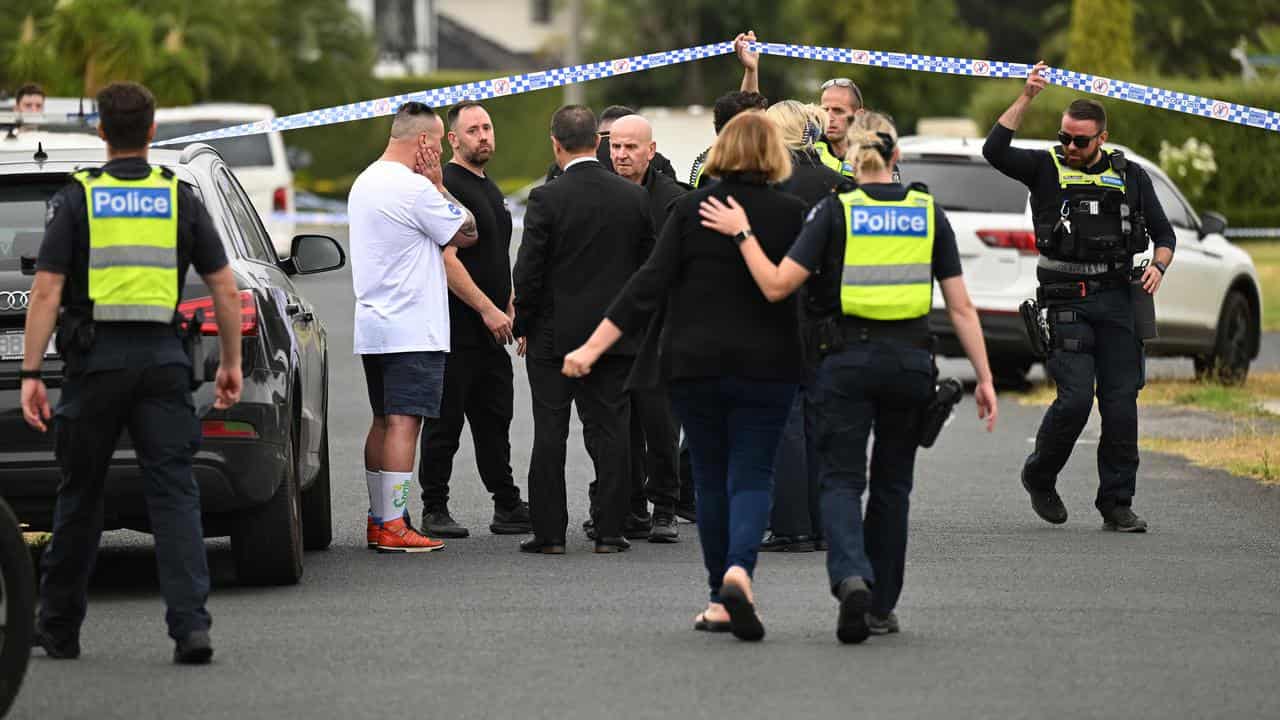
[{"left": 436, "top": 0, "right": 568, "bottom": 56}]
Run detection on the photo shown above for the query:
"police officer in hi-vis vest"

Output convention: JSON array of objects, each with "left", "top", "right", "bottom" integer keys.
[
  {"left": 699, "top": 111, "right": 998, "bottom": 644},
  {"left": 21, "top": 82, "right": 244, "bottom": 664},
  {"left": 984, "top": 62, "right": 1176, "bottom": 534}
]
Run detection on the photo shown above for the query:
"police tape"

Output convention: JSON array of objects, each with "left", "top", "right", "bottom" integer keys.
[{"left": 153, "top": 40, "right": 1280, "bottom": 148}]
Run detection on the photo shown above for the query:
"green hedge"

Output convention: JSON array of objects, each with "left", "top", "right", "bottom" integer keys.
[
  {"left": 968, "top": 78, "right": 1280, "bottom": 228},
  {"left": 287, "top": 72, "right": 565, "bottom": 197}
]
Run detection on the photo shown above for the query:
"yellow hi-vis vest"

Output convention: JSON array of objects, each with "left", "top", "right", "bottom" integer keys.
[
  {"left": 839, "top": 187, "right": 935, "bottom": 320},
  {"left": 1049, "top": 148, "right": 1127, "bottom": 192},
  {"left": 814, "top": 138, "right": 854, "bottom": 178},
  {"left": 75, "top": 166, "right": 180, "bottom": 323}
]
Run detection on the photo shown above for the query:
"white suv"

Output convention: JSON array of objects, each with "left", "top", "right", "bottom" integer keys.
[
  {"left": 154, "top": 104, "right": 295, "bottom": 256},
  {"left": 898, "top": 136, "right": 1262, "bottom": 384}
]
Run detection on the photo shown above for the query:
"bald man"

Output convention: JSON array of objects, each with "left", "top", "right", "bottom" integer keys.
[{"left": 604, "top": 114, "right": 688, "bottom": 543}]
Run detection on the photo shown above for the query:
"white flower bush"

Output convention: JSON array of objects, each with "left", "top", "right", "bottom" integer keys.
[{"left": 1158, "top": 137, "right": 1217, "bottom": 201}]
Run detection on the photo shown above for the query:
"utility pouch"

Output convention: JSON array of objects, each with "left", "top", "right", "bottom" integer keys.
[
  {"left": 55, "top": 312, "right": 95, "bottom": 377},
  {"left": 919, "top": 377, "right": 964, "bottom": 448},
  {"left": 1034, "top": 222, "right": 1057, "bottom": 254},
  {"left": 1020, "top": 299, "right": 1050, "bottom": 359},
  {"left": 182, "top": 309, "right": 207, "bottom": 390},
  {"left": 807, "top": 316, "right": 845, "bottom": 359}
]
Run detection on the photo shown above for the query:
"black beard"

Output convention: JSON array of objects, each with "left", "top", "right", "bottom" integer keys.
[{"left": 462, "top": 148, "right": 491, "bottom": 167}]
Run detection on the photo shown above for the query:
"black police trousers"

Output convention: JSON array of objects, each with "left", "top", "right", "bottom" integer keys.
[
  {"left": 418, "top": 344, "right": 523, "bottom": 514},
  {"left": 1023, "top": 285, "right": 1145, "bottom": 512},
  {"left": 39, "top": 364, "right": 211, "bottom": 643}
]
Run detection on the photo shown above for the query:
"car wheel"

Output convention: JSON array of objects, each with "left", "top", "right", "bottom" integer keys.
[
  {"left": 1195, "top": 290, "right": 1254, "bottom": 386},
  {"left": 991, "top": 357, "right": 1034, "bottom": 390},
  {"left": 0, "top": 499, "right": 34, "bottom": 717},
  {"left": 231, "top": 423, "right": 304, "bottom": 586},
  {"left": 301, "top": 419, "right": 332, "bottom": 551}
]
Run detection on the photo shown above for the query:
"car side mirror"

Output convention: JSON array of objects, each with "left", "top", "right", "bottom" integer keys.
[
  {"left": 1199, "top": 211, "right": 1228, "bottom": 239},
  {"left": 282, "top": 234, "right": 345, "bottom": 275}
]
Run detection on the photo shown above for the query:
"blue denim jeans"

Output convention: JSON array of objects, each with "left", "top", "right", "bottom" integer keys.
[
  {"left": 814, "top": 342, "right": 933, "bottom": 616},
  {"left": 669, "top": 377, "right": 797, "bottom": 604}
]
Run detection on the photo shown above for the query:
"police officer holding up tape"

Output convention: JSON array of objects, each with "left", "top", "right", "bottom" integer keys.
[
  {"left": 984, "top": 62, "right": 1176, "bottom": 533},
  {"left": 21, "top": 82, "right": 244, "bottom": 664},
  {"left": 700, "top": 111, "right": 998, "bottom": 643}
]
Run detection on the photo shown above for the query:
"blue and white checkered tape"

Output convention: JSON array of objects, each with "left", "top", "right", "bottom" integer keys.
[{"left": 152, "top": 40, "right": 1280, "bottom": 147}]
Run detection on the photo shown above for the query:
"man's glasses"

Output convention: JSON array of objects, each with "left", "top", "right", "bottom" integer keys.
[
  {"left": 820, "top": 78, "right": 864, "bottom": 108},
  {"left": 1057, "top": 130, "right": 1101, "bottom": 149}
]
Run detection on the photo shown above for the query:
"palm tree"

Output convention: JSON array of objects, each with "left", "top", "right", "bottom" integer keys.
[{"left": 45, "top": 0, "right": 154, "bottom": 97}]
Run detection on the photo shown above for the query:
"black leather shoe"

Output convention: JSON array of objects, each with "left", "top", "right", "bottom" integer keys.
[
  {"left": 33, "top": 629, "right": 80, "bottom": 659},
  {"left": 1022, "top": 472, "right": 1068, "bottom": 525},
  {"left": 623, "top": 513, "right": 651, "bottom": 540},
  {"left": 593, "top": 536, "right": 631, "bottom": 553},
  {"left": 648, "top": 511, "right": 679, "bottom": 543},
  {"left": 583, "top": 518, "right": 598, "bottom": 541},
  {"left": 760, "top": 532, "right": 816, "bottom": 552},
  {"left": 490, "top": 501, "right": 533, "bottom": 535},
  {"left": 674, "top": 503, "right": 697, "bottom": 522},
  {"left": 835, "top": 577, "right": 872, "bottom": 645},
  {"left": 814, "top": 535, "right": 829, "bottom": 551},
  {"left": 422, "top": 509, "right": 470, "bottom": 538},
  {"left": 174, "top": 630, "right": 213, "bottom": 665},
  {"left": 1101, "top": 506, "right": 1148, "bottom": 533},
  {"left": 519, "top": 536, "right": 566, "bottom": 554}
]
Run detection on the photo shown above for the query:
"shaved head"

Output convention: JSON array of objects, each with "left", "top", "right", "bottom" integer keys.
[
  {"left": 390, "top": 103, "right": 443, "bottom": 140},
  {"left": 609, "top": 115, "right": 656, "bottom": 184}
]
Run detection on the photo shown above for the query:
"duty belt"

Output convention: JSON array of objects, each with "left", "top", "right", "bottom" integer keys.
[
  {"left": 1036, "top": 275, "right": 1128, "bottom": 302},
  {"left": 1037, "top": 256, "right": 1116, "bottom": 275},
  {"left": 837, "top": 321, "right": 932, "bottom": 350}
]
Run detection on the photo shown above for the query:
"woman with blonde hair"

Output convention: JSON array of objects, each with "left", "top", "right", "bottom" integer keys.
[
  {"left": 760, "top": 101, "right": 853, "bottom": 554},
  {"left": 561, "top": 111, "right": 808, "bottom": 641},
  {"left": 700, "top": 110, "right": 998, "bottom": 644}
]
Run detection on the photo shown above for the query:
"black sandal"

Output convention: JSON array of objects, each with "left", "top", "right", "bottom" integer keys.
[
  {"left": 694, "top": 612, "right": 731, "bottom": 633},
  {"left": 719, "top": 581, "right": 765, "bottom": 642}
]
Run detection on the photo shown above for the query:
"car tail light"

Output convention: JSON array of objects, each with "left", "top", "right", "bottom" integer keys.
[
  {"left": 977, "top": 229, "right": 1038, "bottom": 255},
  {"left": 273, "top": 186, "right": 288, "bottom": 212},
  {"left": 177, "top": 290, "right": 258, "bottom": 336},
  {"left": 202, "top": 420, "right": 258, "bottom": 439}
]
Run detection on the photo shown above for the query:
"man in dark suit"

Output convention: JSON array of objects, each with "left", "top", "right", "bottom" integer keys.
[{"left": 513, "top": 105, "right": 655, "bottom": 554}]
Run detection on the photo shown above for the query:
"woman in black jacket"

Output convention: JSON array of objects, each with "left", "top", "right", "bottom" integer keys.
[{"left": 562, "top": 111, "right": 806, "bottom": 642}]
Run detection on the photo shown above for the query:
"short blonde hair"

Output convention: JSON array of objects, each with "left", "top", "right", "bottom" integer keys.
[
  {"left": 766, "top": 100, "right": 810, "bottom": 151},
  {"left": 845, "top": 111, "right": 897, "bottom": 177},
  {"left": 703, "top": 110, "right": 792, "bottom": 184}
]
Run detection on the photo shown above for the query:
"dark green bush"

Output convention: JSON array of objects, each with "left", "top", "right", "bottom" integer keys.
[
  {"left": 288, "top": 71, "right": 566, "bottom": 197},
  {"left": 969, "top": 78, "right": 1280, "bottom": 227}
]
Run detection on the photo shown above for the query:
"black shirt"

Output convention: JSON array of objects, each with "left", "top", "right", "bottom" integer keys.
[
  {"left": 545, "top": 144, "right": 680, "bottom": 184},
  {"left": 607, "top": 174, "right": 808, "bottom": 383},
  {"left": 787, "top": 183, "right": 963, "bottom": 337},
  {"left": 982, "top": 122, "right": 1175, "bottom": 282},
  {"left": 778, "top": 149, "right": 852, "bottom": 208},
  {"left": 38, "top": 157, "right": 228, "bottom": 371},
  {"left": 442, "top": 163, "right": 513, "bottom": 349}
]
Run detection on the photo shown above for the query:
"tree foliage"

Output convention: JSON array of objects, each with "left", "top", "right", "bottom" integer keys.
[{"left": 1066, "top": 0, "right": 1134, "bottom": 77}]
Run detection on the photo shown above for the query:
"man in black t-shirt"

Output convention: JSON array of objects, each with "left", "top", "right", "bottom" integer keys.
[
  {"left": 418, "top": 101, "right": 532, "bottom": 538},
  {"left": 23, "top": 82, "right": 242, "bottom": 664}
]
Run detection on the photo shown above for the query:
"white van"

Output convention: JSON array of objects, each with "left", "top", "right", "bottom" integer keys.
[{"left": 154, "top": 104, "right": 295, "bottom": 256}]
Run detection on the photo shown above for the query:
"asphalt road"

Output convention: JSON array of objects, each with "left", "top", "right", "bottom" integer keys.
[{"left": 13, "top": 230, "right": 1280, "bottom": 719}]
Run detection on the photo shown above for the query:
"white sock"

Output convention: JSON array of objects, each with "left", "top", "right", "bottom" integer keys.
[
  {"left": 365, "top": 470, "right": 380, "bottom": 517},
  {"left": 377, "top": 471, "right": 413, "bottom": 523}
]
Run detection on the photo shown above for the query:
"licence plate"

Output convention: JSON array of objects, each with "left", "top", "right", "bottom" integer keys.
[{"left": 0, "top": 329, "right": 57, "bottom": 362}]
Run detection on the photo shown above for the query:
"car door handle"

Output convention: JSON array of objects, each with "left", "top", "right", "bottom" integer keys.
[{"left": 286, "top": 303, "right": 314, "bottom": 322}]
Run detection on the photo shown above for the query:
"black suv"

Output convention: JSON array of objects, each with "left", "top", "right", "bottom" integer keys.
[{"left": 0, "top": 140, "right": 344, "bottom": 586}]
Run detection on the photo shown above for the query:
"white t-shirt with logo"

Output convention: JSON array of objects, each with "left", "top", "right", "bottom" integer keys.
[{"left": 348, "top": 160, "right": 465, "bottom": 355}]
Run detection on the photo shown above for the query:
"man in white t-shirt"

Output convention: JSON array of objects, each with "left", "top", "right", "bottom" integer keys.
[{"left": 348, "top": 102, "right": 478, "bottom": 552}]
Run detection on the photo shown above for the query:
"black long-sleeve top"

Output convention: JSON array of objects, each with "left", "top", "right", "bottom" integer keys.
[
  {"left": 606, "top": 174, "right": 808, "bottom": 384},
  {"left": 982, "top": 123, "right": 1175, "bottom": 281}
]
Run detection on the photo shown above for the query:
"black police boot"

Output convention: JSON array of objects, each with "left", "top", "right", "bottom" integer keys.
[
  {"left": 648, "top": 509, "right": 679, "bottom": 543},
  {"left": 490, "top": 501, "right": 533, "bottom": 535},
  {"left": 760, "top": 532, "right": 816, "bottom": 552},
  {"left": 174, "top": 630, "right": 213, "bottom": 665},
  {"left": 1101, "top": 506, "right": 1148, "bottom": 533},
  {"left": 1021, "top": 471, "right": 1068, "bottom": 525},
  {"left": 623, "top": 513, "right": 652, "bottom": 540},
  {"left": 422, "top": 508, "right": 470, "bottom": 539},
  {"left": 33, "top": 629, "right": 80, "bottom": 660}
]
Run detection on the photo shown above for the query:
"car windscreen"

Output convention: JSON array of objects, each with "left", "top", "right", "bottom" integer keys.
[
  {"left": 898, "top": 156, "right": 1029, "bottom": 214},
  {"left": 0, "top": 179, "right": 63, "bottom": 272},
  {"left": 154, "top": 121, "right": 274, "bottom": 169}
]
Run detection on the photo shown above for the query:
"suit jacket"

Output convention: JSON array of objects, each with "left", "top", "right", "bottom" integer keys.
[{"left": 514, "top": 159, "right": 655, "bottom": 360}]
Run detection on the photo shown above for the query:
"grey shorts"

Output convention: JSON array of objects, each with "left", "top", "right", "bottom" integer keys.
[{"left": 361, "top": 351, "right": 446, "bottom": 418}]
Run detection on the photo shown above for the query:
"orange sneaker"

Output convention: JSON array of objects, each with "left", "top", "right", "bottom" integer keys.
[
  {"left": 367, "top": 515, "right": 378, "bottom": 548},
  {"left": 374, "top": 517, "right": 445, "bottom": 553}
]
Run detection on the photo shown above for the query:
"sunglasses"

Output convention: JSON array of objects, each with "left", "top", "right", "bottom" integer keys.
[
  {"left": 820, "top": 78, "right": 864, "bottom": 108},
  {"left": 1057, "top": 130, "right": 1101, "bottom": 149}
]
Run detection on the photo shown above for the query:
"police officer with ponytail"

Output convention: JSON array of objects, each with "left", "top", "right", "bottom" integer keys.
[
  {"left": 700, "top": 111, "right": 998, "bottom": 644},
  {"left": 984, "top": 63, "right": 1175, "bottom": 533},
  {"left": 21, "top": 82, "right": 243, "bottom": 664}
]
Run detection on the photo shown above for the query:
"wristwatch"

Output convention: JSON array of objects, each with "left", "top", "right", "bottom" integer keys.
[
  {"left": 733, "top": 228, "right": 754, "bottom": 245},
  {"left": 17, "top": 368, "right": 41, "bottom": 380},
  {"left": 1152, "top": 260, "right": 1168, "bottom": 274}
]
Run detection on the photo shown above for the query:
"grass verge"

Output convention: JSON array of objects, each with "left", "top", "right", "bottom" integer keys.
[
  {"left": 1019, "top": 372, "right": 1280, "bottom": 484},
  {"left": 1238, "top": 241, "right": 1280, "bottom": 332}
]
